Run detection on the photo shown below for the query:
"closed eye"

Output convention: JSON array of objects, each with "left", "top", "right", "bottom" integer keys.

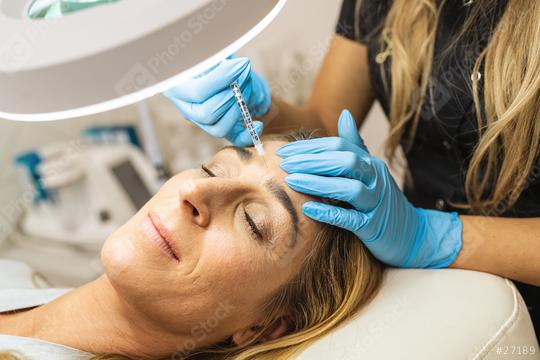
[
  {"left": 244, "top": 209, "right": 264, "bottom": 241},
  {"left": 201, "top": 164, "right": 216, "bottom": 177}
]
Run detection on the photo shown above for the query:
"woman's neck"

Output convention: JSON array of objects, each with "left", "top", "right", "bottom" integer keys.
[{"left": 0, "top": 275, "right": 188, "bottom": 358}]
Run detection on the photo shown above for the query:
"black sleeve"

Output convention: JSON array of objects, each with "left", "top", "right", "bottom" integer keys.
[
  {"left": 335, "top": 0, "right": 391, "bottom": 45},
  {"left": 335, "top": 0, "right": 358, "bottom": 42}
]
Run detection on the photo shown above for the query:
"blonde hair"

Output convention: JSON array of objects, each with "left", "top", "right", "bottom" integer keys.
[
  {"left": 0, "top": 355, "right": 128, "bottom": 360},
  {"left": 0, "top": 353, "right": 23, "bottom": 360},
  {"left": 356, "top": 0, "right": 540, "bottom": 214},
  {"left": 0, "top": 130, "right": 384, "bottom": 360}
]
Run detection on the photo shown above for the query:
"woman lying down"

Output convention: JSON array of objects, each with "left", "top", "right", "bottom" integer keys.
[{"left": 0, "top": 131, "right": 384, "bottom": 360}]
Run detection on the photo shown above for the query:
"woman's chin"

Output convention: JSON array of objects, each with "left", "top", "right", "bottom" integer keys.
[{"left": 101, "top": 227, "right": 179, "bottom": 287}]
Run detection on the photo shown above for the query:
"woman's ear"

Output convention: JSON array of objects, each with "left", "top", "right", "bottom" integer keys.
[{"left": 232, "top": 317, "right": 290, "bottom": 346}]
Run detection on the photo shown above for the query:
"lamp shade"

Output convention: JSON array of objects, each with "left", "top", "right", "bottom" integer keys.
[{"left": 0, "top": 0, "right": 286, "bottom": 121}]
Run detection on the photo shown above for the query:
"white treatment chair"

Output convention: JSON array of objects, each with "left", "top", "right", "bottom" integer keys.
[{"left": 297, "top": 269, "right": 539, "bottom": 360}]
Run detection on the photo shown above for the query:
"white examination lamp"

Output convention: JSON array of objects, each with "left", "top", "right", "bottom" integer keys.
[{"left": 0, "top": 0, "right": 287, "bottom": 122}]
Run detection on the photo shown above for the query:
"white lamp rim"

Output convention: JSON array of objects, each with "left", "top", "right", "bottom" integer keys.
[{"left": 0, "top": 0, "right": 287, "bottom": 122}]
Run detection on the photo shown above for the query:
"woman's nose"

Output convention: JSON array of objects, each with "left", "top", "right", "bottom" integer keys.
[{"left": 178, "top": 180, "right": 211, "bottom": 227}]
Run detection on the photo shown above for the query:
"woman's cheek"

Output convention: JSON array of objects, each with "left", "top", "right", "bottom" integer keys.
[{"left": 201, "top": 226, "right": 262, "bottom": 277}]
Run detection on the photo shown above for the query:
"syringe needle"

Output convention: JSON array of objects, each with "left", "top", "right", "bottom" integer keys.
[{"left": 231, "top": 82, "right": 267, "bottom": 167}]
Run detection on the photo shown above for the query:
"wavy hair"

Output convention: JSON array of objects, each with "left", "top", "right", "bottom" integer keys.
[{"left": 355, "top": 0, "right": 540, "bottom": 214}]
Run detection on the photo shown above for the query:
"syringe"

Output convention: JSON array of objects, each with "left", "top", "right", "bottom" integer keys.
[{"left": 230, "top": 82, "right": 266, "bottom": 163}]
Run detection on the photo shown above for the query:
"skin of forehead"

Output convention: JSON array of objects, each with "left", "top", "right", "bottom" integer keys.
[
  {"left": 216, "top": 141, "right": 322, "bottom": 245},
  {"left": 216, "top": 141, "right": 307, "bottom": 205}
]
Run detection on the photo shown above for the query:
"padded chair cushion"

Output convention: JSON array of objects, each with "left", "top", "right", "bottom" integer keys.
[{"left": 297, "top": 269, "right": 539, "bottom": 360}]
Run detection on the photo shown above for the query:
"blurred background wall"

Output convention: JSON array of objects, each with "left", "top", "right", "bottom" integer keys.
[{"left": 0, "top": 0, "right": 388, "bottom": 285}]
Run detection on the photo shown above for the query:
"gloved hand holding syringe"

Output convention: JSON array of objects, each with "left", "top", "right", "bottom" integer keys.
[{"left": 164, "top": 56, "right": 272, "bottom": 148}]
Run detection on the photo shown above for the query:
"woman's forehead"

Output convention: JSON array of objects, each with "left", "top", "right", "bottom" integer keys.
[
  {"left": 213, "top": 140, "right": 319, "bottom": 237},
  {"left": 214, "top": 140, "right": 300, "bottom": 198}
]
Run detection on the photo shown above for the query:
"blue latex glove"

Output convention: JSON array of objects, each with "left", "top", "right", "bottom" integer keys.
[
  {"left": 277, "top": 110, "right": 462, "bottom": 268},
  {"left": 164, "top": 56, "right": 271, "bottom": 147}
]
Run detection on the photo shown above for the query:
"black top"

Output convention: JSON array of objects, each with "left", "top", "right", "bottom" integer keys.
[{"left": 336, "top": 0, "right": 539, "bottom": 337}]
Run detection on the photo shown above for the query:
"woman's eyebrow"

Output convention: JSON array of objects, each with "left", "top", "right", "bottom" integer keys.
[{"left": 264, "top": 178, "right": 298, "bottom": 247}]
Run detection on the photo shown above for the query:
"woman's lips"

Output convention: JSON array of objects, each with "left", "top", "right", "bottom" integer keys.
[{"left": 141, "top": 211, "right": 180, "bottom": 263}]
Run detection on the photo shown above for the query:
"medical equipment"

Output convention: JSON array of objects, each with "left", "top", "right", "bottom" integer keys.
[
  {"left": 136, "top": 100, "right": 169, "bottom": 184},
  {"left": 84, "top": 125, "right": 141, "bottom": 147},
  {"left": 0, "top": 0, "right": 287, "bottom": 121},
  {"left": 231, "top": 82, "right": 266, "bottom": 160},
  {"left": 15, "top": 140, "right": 161, "bottom": 248},
  {"left": 27, "top": 0, "right": 120, "bottom": 19}
]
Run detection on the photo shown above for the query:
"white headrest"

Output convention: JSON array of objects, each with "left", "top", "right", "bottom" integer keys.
[{"left": 297, "top": 269, "right": 539, "bottom": 360}]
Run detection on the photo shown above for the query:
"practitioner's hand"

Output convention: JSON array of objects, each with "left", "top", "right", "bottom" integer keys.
[
  {"left": 276, "top": 109, "right": 463, "bottom": 268},
  {"left": 165, "top": 56, "right": 271, "bottom": 147}
]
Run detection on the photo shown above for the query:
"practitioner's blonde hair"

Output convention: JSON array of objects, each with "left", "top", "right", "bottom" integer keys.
[
  {"left": 0, "top": 130, "right": 384, "bottom": 360},
  {"left": 355, "top": 0, "right": 540, "bottom": 214}
]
